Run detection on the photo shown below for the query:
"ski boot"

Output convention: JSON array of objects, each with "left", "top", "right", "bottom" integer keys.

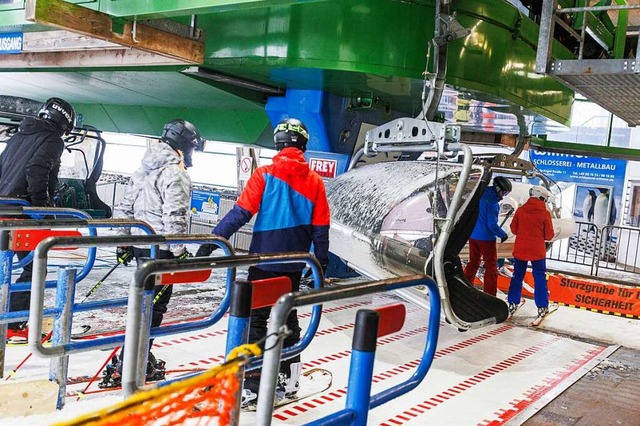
[
  {"left": 98, "top": 355, "right": 122, "bottom": 389},
  {"left": 276, "top": 361, "right": 301, "bottom": 401},
  {"left": 145, "top": 352, "right": 166, "bottom": 382},
  {"left": 508, "top": 303, "right": 518, "bottom": 317},
  {"left": 240, "top": 371, "right": 261, "bottom": 411}
]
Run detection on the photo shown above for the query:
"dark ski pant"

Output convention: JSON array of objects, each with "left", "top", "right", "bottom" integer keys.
[
  {"left": 464, "top": 238, "right": 499, "bottom": 296},
  {"left": 132, "top": 247, "right": 173, "bottom": 332},
  {"left": 244, "top": 266, "right": 302, "bottom": 392},
  {"left": 8, "top": 250, "right": 32, "bottom": 330},
  {"left": 116, "top": 247, "right": 174, "bottom": 369},
  {"left": 507, "top": 258, "right": 549, "bottom": 308}
]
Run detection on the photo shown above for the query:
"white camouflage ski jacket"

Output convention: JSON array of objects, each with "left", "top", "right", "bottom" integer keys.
[{"left": 114, "top": 142, "right": 191, "bottom": 255}]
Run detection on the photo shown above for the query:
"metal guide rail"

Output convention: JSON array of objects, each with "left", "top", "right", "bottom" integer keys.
[
  {"left": 256, "top": 274, "right": 440, "bottom": 426},
  {"left": 26, "top": 232, "right": 235, "bottom": 408},
  {"left": 125, "top": 252, "right": 325, "bottom": 396}
]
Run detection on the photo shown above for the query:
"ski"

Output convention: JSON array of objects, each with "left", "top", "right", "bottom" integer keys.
[
  {"left": 242, "top": 368, "right": 332, "bottom": 412},
  {"left": 70, "top": 325, "right": 92, "bottom": 339},
  {"left": 529, "top": 303, "right": 559, "bottom": 327},
  {"left": 65, "top": 368, "right": 205, "bottom": 390}
]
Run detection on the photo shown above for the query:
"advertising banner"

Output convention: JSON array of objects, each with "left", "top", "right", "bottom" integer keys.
[
  {"left": 305, "top": 151, "right": 350, "bottom": 179},
  {"left": 190, "top": 189, "right": 220, "bottom": 224},
  {"left": 529, "top": 150, "right": 626, "bottom": 225}
]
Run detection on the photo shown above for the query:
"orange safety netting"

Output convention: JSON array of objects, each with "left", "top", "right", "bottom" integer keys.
[{"left": 54, "top": 344, "right": 262, "bottom": 426}]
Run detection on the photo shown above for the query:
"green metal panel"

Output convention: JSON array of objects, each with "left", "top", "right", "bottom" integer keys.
[
  {"left": 196, "top": 0, "right": 573, "bottom": 125},
  {"left": 75, "top": 103, "right": 269, "bottom": 143}
]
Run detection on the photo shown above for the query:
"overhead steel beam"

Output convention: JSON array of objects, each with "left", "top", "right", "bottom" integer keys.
[
  {"left": 24, "top": 0, "right": 204, "bottom": 64},
  {"left": 97, "top": 0, "right": 331, "bottom": 19}
]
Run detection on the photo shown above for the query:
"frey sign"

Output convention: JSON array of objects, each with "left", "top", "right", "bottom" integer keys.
[
  {"left": 0, "top": 32, "right": 23, "bottom": 54},
  {"left": 309, "top": 158, "right": 338, "bottom": 179}
]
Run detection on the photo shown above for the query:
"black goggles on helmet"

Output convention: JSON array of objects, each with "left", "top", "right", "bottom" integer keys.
[{"left": 273, "top": 122, "right": 309, "bottom": 140}]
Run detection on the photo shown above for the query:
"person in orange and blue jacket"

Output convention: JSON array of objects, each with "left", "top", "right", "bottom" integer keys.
[
  {"left": 196, "top": 117, "right": 330, "bottom": 408},
  {"left": 507, "top": 185, "right": 555, "bottom": 319}
]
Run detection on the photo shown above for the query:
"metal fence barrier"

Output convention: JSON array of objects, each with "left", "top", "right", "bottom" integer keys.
[{"left": 548, "top": 220, "right": 640, "bottom": 278}]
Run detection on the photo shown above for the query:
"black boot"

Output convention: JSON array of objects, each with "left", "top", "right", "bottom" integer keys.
[
  {"left": 98, "top": 355, "right": 122, "bottom": 389},
  {"left": 146, "top": 352, "right": 166, "bottom": 382}
]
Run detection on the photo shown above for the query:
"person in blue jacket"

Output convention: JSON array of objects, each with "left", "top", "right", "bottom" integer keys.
[{"left": 464, "top": 176, "right": 512, "bottom": 296}]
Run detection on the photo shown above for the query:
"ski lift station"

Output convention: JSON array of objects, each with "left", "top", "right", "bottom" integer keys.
[{"left": 3, "top": 0, "right": 640, "bottom": 425}]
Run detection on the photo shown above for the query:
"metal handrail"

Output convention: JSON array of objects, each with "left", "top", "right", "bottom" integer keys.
[
  {"left": 123, "top": 252, "right": 324, "bottom": 396},
  {"left": 431, "top": 143, "right": 495, "bottom": 329},
  {"left": 1, "top": 207, "right": 93, "bottom": 269},
  {"left": 27, "top": 233, "right": 234, "bottom": 358},
  {"left": 256, "top": 274, "right": 440, "bottom": 425}
]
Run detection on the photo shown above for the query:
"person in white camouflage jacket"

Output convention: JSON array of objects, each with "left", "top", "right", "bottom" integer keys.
[{"left": 110, "top": 119, "right": 204, "bottom": 383}]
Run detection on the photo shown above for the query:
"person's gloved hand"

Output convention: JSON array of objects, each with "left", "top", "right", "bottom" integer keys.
[
  {"left": 177, "top": 249, "right": 193, "bottom": 260},
  {"left": 195, "top": 244, "right": 216, "bottom": 257},
  {"left": 500, "top": 235, "right": 508, "bottom": 244},
  {"left": 116, "top": 246, "right": 134, "bottom": 266}
]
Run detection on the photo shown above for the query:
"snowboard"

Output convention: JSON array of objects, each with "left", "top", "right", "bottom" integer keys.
[
  {"left": 529, "top": 303, "right": 559, "bottom": 327},
  {"left": 242, "top": 368, "right": 333, "bottom": 412}
]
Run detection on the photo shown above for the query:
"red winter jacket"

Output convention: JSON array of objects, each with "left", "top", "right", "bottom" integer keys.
[{"left": 510, "top": 197, "right": 555, "bottom": 261}]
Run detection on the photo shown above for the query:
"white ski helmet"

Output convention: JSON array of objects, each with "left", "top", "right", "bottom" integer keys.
[{"left": 529, "top": 185, "right": 551, "bottom": 202}]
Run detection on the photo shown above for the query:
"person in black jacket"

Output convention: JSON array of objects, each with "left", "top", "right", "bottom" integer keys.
[{"left": 0, "top": 97, "right": 75, "bottom": 342}]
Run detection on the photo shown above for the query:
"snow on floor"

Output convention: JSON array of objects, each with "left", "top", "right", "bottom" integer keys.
[{"left": 1, "top": 246, "right": 638, "bottom": 425}]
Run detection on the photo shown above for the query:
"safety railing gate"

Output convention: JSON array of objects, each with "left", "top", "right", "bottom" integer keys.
[
  {"left": 24, "top": 230, "right": 237, "bottom": 408},
  {"left": 0, "top": 206, "right": 98, "bottom": 377},
  {"left": 548, "top": 220, "right": 640, "bottom": 277},
  {"left": 131, "top": 254, "right": 440, "bottom": 425}
]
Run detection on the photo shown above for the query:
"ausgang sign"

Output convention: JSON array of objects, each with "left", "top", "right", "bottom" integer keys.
[{"left": 0, "top": 32, "right": 23, "bottom": 54}]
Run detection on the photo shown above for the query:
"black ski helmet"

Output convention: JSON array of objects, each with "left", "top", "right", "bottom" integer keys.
[
  {"left": 161, "top": 119, "right": 204, "bottom": 168},
  {"left": 493, "top": 176, "right": 512, "bottom": 194},
  {"left": 38, "top": 97, "right": 75, "bottom": 135},
  {"left": 273, "top": 118, "right": 309, "bottom": 152}
]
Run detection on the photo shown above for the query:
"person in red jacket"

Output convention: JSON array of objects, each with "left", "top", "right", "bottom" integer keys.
[{"left": 507, "top": 185, "right": 555, "bottom": 318}]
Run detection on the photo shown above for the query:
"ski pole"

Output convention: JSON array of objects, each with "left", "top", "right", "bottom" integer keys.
[
  {"left": 77, "top": 346, "right": 120, "bottom": 401},
  {"left": 5, "top": 257, "right": 129, "bottom": 380},
  {"left": 499, "top": 206, "right": 515, "bottom": 227},
  {"left": 78, "top": 257, "right": 126, "bottom": 304}
]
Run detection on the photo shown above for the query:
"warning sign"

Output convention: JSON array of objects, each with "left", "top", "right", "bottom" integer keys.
[
  {"left": 309, "top": 158, "right": 338, "bottom": 178},
  {"left": 476, "top": 270, "right": 640, "bottom": 319},
  {"left": 239, "top": 156, "right": 253, "bottom": 181}
]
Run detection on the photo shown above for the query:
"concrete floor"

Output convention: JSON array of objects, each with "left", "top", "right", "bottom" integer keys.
[{"left": 525, "top": 346, "right": 640, "bottom": 426}]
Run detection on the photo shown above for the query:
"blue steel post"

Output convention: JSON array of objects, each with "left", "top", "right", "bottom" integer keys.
[
  {"left": 225, "top": 280, "right": 253, "bottom": 356},
  {"left": 225, "top": 280, "right": 253, "bottom": 424},
  {"left": 345, "top": 309, "right": 379, "bottom": 426},
  {"left": 0, "top": 230, "right": 12, "bottom": 377},
  {"left": 51, "top": 267, "right": 77, "bottom": 409}
]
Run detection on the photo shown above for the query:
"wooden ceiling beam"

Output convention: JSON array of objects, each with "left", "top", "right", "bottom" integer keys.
[
  {"left": 0, "top": 49, "right": 186, "bottom": 69},
  {"left": 24, "top": 0, "right": 203, "bottom": 64}
]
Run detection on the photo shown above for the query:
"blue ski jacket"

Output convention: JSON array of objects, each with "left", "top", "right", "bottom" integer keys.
[
  {"left": 213, "top": 147, "right": 330, "bottom": 272},
  {"left": 470, "top": 186, "right": 507, "bottom": 241}
]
